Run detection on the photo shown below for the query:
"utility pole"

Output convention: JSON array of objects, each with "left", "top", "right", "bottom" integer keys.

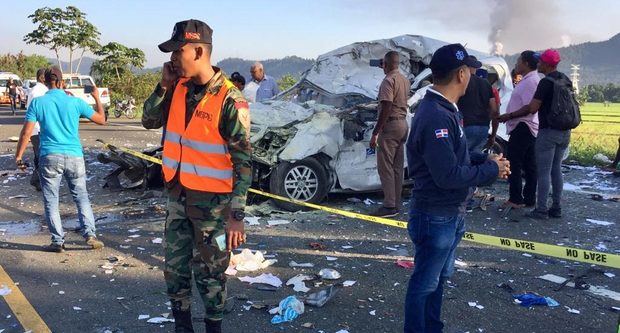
[{"left": 570, "top": 64, "right": 580, "bottom": 95}]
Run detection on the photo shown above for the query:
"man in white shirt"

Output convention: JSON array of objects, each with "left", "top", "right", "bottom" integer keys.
[
  {"left": 26, "top": 68, "right": 49, "bottom": 191},
  {"left": 242, "top": 80, "right": 259, "bottom": 103}
]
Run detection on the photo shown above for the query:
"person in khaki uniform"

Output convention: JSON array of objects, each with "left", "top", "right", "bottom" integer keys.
[{"left": 370, "top": 51, "right": 411, "bottom": 217}]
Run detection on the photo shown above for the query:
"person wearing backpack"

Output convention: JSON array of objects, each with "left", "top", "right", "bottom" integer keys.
[{"left": 503, "top": 49, "right": 581, "bottom": 219}]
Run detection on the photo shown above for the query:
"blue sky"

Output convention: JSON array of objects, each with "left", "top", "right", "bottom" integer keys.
[{"left": 2, "top": 0, "right": 619, "bottom": 68}]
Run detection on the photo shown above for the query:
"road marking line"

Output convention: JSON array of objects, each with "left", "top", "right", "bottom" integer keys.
[{"left": 0, "top": 264, "right": 51, "bottom": 333}]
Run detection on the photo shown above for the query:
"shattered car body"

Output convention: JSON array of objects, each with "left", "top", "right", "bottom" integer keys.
[{"left": 251, "top": 35, "right": 514, "bottom": 209}]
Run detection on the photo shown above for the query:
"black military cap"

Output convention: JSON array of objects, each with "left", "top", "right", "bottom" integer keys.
[
  {"left": 158, "top": 19, "right": 213, "bottom": 53},
  {"left": 430, "top": 44, "right": 481, "bottom": 76}
]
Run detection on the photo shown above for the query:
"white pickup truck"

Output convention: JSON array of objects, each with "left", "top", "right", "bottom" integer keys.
[{"left": 62, "top": 74, "right": 111, "bottom": 118}]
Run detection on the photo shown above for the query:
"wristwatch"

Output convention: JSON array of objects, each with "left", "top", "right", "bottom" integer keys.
[{"left": 231, "top": 210, "right": 245, "bottom": 222}]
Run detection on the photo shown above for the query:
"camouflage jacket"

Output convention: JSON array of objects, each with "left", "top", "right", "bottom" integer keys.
[{"left": 142, "top": 67, "right": 252, "bottom": 211}]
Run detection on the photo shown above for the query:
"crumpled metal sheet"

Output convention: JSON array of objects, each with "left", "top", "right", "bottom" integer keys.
[
  {"left": 303, "top": 35, "right": 489, "bottom": 100},
  {"left": 279, "top": 112, "right": 342, "bottom": 161}
]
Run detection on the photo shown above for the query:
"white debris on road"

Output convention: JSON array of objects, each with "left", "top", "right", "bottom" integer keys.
[
  {"left": 147, "top": 317, "right": 175, "bottom": 324},
  {"left": 286, "top": 274, "right": 313, "bottom": 293},
  {"left": 289, "top": 261, "right": 314, "bottom": 268},
  {"left": 244, "top": 216, "right": 260, "bottom": 226},
  {"left": 230, "top": 249, "right": 277, "bottom": 272},
  {"left": 267, "top": 219, "right": 291, "bottom": 226},
  {"left": 238, "top": 273, "right": 283, "bottom": 288},
  {"left": 586, "top": 219, "right": 615, "bottom": 226}
]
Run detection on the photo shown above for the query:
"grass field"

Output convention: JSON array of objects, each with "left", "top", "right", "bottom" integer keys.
[{"left": 570, "top": 102, "right": 620, "bottom": 165}]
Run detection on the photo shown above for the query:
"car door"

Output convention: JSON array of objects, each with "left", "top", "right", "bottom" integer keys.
[{"left": 334, "top": 108, "right": 383, "bottom": 191}]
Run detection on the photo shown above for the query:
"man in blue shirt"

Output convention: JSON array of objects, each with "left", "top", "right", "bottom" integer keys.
[
  {"left": 14, "top": 66, "right": 107, "bottom": 252},
  {"left": 250, "top": 62, "right": 280, "bottom": 102},
  {"left": 403, "top": 44, "right": 510, "bottom": 333}
]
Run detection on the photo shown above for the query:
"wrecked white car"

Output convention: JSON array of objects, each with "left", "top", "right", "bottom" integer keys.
[
  {"left": 98, "top": 35, "right": 514, "bottom": 211},
  {"left": 251, "top": 35, "right": 514, "bottom": 210}
]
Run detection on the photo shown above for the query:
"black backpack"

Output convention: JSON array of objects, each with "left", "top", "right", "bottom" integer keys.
[{"left": 544, "top": 75, "right": 581, "bottom": 130}]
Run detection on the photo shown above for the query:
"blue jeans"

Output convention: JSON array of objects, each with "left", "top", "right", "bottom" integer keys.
[
  {"left": 464, "top": 125, "right": 489, "bottom": 156},
  {"left": 404, "top": 209, "right": 465, "bottom": 333},
  {"left": 535, "top": 128, "right": 570, "bottom": 212},
  {"left": 39, "top": 154, "right": 96, "bottom": 245}
]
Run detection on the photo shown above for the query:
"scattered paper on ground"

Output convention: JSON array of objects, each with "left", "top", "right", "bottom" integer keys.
[
  {"left": 239, "top": 273, "right": 283, "bottom": 288},
  {"left": 230, "top": 249, "right": 277, "bottom": 272},
  {"left": 267, "top": 219, "right": 291, "bottom": 226},
  {"left": 286, "top": 274, "right": 313, "bottom": 293},
  {"left": 586, "top": 218, "right": 614, "bottom": 226}
]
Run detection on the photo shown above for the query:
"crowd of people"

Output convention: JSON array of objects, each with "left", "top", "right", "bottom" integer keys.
[
  {"left": 373, "top": 44, "right": 581, "bottom": 331},
  {"left": 8, "top": 16, "right": 600, "bottom": 333}
]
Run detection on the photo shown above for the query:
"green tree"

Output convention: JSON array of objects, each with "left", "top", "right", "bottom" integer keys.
[
  {"left": 0, "top": 52, "right": 51, "bottom": 78},
  {"left": 586, "top": 85, "right": 605, "bottom": 102},
  {"left": 91, "top": 42, "right": 145, "bottom": 81},
  {"left": 277, "top": 74, "right": 297, "bottom": 92},
  {"left": 23, "top": 6, "right": 100, "bottom": 73},
  {"left": 99, "top": 71, "right": 160, "bottom": 116},
  {"left": 576, "top": 89, "right": 588, "bottom": 106}
]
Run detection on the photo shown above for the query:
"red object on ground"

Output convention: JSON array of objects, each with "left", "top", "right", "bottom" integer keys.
[
  {"left": 309, "top": 242, "right": 327, "bottom": 250},
  {"left": 396, "top": 259, "right": 414, "bottom": 269}
]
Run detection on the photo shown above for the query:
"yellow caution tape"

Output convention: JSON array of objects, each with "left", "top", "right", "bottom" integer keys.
[
  {"left": 97, "top": 139, "right": 163, "bottom": 165},
  {"left": 98, "top": 141, "right": 620, "bottom": 269}
]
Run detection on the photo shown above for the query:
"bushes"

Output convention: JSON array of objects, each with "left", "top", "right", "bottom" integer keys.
[{"left": 104, "top": 71, "right": 160, "bottom": 116}]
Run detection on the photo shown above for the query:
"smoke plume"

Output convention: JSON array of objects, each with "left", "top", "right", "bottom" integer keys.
[{"left": 487, "top": 0, "right": 572, "bottom": 55}]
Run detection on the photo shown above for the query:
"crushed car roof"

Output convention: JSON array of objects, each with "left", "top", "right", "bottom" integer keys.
[{"left": 302, "top": 35, "right": 489, "bottom": 100}]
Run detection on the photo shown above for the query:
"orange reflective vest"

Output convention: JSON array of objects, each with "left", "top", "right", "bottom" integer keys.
[{"left": 162, "top": 77, "right": 235, "bottom": 193}]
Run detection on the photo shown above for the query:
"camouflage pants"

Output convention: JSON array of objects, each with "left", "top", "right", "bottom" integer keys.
[{"left": 164, "top": 192, "right": 231, "bottom": 321}]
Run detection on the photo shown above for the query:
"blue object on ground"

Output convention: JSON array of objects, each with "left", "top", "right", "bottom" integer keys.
[
  {"left": 513, "top": 293, "right": 560, "bottom": 307},
  {"left": 271, "top": 296, "right": 304, "bottom": 324}
]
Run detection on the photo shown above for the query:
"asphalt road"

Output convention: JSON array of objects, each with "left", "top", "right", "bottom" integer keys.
[{"left": 0, "top": 105, "right": 619, "bottom": 333}]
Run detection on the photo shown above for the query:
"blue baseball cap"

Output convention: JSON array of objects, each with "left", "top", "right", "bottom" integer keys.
[{"left": 430, "top": 44, "right": 482, "bottom": 76}]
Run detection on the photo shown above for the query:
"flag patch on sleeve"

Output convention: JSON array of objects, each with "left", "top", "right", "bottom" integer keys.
[{"left": 435, "top": 129, "right": 449, "bottom": 138}]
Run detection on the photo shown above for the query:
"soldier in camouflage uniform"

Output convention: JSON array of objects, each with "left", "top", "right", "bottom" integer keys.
[{"left": 142, "top": 20, "right": 251, "bottom": 333}]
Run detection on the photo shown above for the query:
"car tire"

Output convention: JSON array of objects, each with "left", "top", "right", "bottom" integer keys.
[{"left": 269, "top": 157, "right": 330, "bottom": 211}]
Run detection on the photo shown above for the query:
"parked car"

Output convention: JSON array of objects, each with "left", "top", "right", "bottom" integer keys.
[{"left": 62, "top": 74, "right": 111, "bottom": 118}]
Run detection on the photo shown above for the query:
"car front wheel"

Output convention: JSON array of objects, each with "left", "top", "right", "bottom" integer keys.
[{"left": 269, "top": 157, "right": 330, "bottom": 211}]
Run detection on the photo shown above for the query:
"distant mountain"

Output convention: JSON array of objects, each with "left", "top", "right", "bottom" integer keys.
[
  {"left": 503, "top": 33, "right": 620, "bottom": 86},
  {"left": 217, "top": 56, "right": 314, "bottom": 80},
  {"left": 47, "top": 56, "right": 97, "bottom": 75},
  {"left": 136, "top": 56, "right": 314, "bottom": 80}
]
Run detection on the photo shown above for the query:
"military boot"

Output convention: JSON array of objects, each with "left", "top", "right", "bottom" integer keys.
[
  {"left": 204, "top": 319, "right": 222, "bottom": 333},
  {"left": 172, "top": 307, "right": 194, "bottom": 333}
]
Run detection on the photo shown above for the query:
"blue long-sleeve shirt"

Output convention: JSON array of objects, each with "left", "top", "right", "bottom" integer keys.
[
  {"left": 254, "top": 75, "right": 280, "bottom": 102},
  {"left": 406, "top": 89, "right": 499, "bottom": 215}
]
